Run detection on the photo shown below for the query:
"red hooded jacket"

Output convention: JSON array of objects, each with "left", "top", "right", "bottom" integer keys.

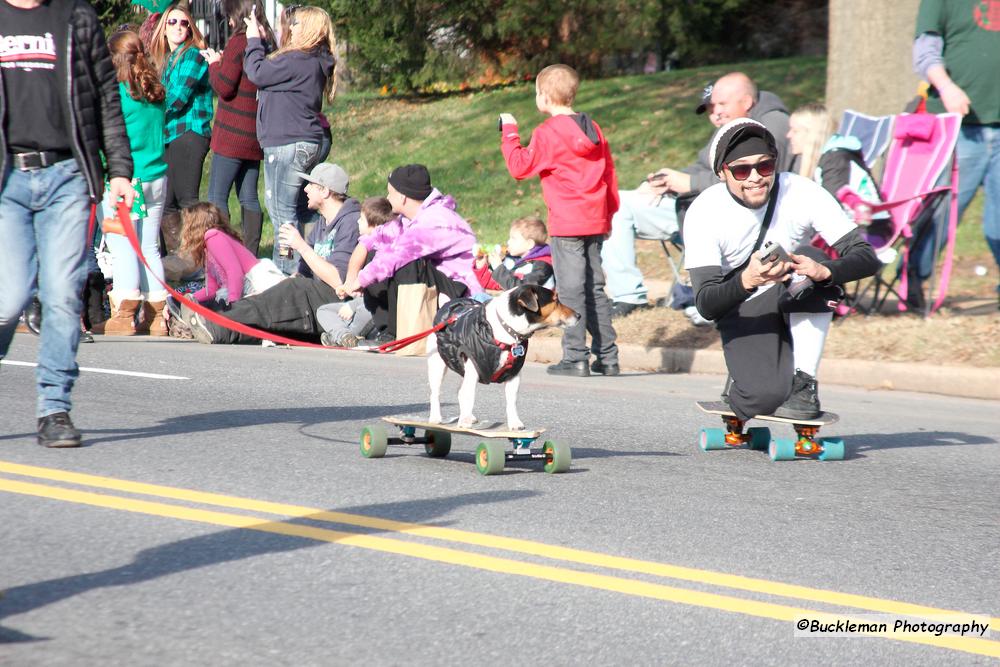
[{"left": 501, "top": 113, "right": 619, "bottom": 237}]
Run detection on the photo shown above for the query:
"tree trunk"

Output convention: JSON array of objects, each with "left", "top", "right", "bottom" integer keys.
[{"left": 826, "top": 0, "right": 922, "bottom": 122}]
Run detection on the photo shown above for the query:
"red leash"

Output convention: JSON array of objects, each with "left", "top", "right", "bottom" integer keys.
[{"left": 109, "top": 203, "right": 446, "bottom": 352}]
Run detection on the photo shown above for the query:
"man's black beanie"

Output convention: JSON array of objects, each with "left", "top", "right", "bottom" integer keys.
[{"left": 388, "top": 164, "right": 433, "bottom": 200}]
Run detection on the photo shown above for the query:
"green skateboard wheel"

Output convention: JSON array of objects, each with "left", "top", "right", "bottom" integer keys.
[{"left": 360, "top": 424, "right": 388, "bottom": 458}]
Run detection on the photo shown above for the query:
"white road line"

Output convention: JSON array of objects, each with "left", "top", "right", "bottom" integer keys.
[{"left": 0, "top": 360, "right": 189, "bottom": 381}]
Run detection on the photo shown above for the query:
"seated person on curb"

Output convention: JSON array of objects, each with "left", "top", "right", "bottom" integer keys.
[
  {"left": 473, "top": 216, "right": 554, "bottom": 291},
  {"left": 180, "top": 202, "right": 284, "bottom": 306},
  {"left": 318, "top": 196, "right": 398, "bottom": 348},
  {"left": 184, "top": 163, "right": 360, "bottom": 343},
  {"left": 604, "top": 72, "right": 794, "bottom": 318},
  {"left": 683, "top": 119, "right": 880, "bottom": 420},
  {"left": 340, "top": 164, "right": 483, "bottom": 342}
]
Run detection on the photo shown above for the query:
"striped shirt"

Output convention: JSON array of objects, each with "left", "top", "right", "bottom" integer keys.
[
  {"left": 163, "top": 45, "right": 213, "bottom": 144},
  {"left": 208, "top": 32, "right": 262, "bottom": 161}
]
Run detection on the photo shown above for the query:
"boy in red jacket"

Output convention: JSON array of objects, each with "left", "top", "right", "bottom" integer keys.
[{"left": 500, "top": 64, "right": 621, "bottom": 376}]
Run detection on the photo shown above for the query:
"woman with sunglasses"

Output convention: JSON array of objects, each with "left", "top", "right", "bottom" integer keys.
[
  {"left": 243, "top": 5, "right": 337, "bottom": 273},
  {"left": 149, "top": 3, "right": 213, "bottom": 261},
  {"left": 199, "top": 0, "right": 275, "bottom": 258},
  {"left": 683, "top": 119, "right": 879, "bottom": 422}
]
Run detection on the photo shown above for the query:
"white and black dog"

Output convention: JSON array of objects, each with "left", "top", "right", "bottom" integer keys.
[{"left": 426, "top": 284, "right": 579, "bottom": 429}]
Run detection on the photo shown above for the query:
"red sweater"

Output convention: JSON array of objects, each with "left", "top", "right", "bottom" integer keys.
[
  {"left": 208, "top": 32, "right": 262, "bottom": 161},
  {"left": 501, "top": 113, "right": 619, "bottom": 237}
]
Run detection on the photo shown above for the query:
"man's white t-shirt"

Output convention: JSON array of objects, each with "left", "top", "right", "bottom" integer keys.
[{"left": 683, "top": 172, "right": 856, "bottom": 297}]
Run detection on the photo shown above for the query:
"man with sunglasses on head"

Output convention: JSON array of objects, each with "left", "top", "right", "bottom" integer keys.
[
  {"left": 0, "top": 0, "right": 133, "bottom": 447},
  {"left": 682, "top": 119, "right": 879, "bottom": 421}
]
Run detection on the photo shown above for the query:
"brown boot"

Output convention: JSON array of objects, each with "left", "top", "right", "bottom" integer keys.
[
  {"left": 138, "top": 300, "right": 168, "bottom": 336},
  {"left": 101, "top": 298, "right": 141, "bottom": 336}
]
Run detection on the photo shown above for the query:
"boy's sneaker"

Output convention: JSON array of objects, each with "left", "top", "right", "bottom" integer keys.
[
  {"left": 38, "top": 412, "right": 82, "bottom": 448},
  {"left": 338, "top": 332, "right": 359, "bottom": 348},
  {"left": 547, "top": 359, "right": 590, "bottom": 377},
  {"left": 590, "top": 359, "right": 620, "bottom": 376},
  {"left": 774, "top": 370, "right": 821, "bottom": 420},
  {"left": 320, "top": 331, "right": 336, "bottom": 347}
]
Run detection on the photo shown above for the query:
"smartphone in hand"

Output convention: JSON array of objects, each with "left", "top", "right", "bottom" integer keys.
[{"left": 757, "top": 241, "right": 791, "bottom": 265}]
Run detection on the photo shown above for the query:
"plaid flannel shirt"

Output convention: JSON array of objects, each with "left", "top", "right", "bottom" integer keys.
[{"left": 163, "top": 46, "right": 213, "bottom": 144}]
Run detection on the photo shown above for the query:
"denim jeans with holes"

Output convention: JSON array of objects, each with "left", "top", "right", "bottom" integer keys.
[{"left": 262, "top": 141, "right": 320, "bottom": 274}]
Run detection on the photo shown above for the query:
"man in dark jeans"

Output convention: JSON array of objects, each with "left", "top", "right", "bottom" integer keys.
[{"left": 0, "top": 0, "right": 134, "bottom": 447}]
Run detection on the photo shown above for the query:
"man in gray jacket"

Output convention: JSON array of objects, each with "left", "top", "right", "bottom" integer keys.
[{"left": 603, "top": 72, "right": 793, "bottom": 317}]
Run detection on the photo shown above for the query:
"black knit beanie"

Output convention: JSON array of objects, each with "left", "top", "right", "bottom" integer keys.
[
  {"left": 388, "top": 164, "right": 433, "bottom": 200},
  {"left": 708, "top": 119, "right": 778, "bottom": 174}
]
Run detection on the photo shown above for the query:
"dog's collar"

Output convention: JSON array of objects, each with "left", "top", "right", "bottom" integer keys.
[{"left": 495, "top": 312, "right": 526, "bottom": 344}]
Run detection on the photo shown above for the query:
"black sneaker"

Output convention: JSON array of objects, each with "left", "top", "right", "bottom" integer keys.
[
  {"left": 610, "top": 301, "right": 652, "bottom": 319},
  {"left": 774, "top": 370, "right": 821, "bottom": 420},
  {"left": 591, "top": 359, "right": 620, "bottom": 376},
  {"left": 547, "top": 359, "right": 590, "bottom": 377},
  {"left": 24, "top": 297, "right": 42, "bottom": 336},
  {"left": 720, "top": 375, "right": 734, "bottom": 405},
  {"left": 37, "top": 412, "right": 82, "bottom": 448}
]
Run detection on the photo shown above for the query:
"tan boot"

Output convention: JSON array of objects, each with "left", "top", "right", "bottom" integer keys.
[
  {"left": 101, "top": 298, "right": 141, "bottom": 336},
  {"left": 138, "top": 300, "right": 168, "bottom": 337}
]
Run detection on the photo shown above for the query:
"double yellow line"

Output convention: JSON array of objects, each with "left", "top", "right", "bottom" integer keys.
[{"left": 1, "top": 460, "right": 997, "bottom": 658}]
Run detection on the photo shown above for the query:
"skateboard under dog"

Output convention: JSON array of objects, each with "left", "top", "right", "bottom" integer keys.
[
  {"left": 696, "top": 401, "right": 844, "bottom": 461},
  {"left": 359, "top": 416, "right": 571, "bottom": 476}
]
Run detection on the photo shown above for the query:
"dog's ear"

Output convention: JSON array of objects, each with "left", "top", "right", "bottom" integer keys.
[{"left": 515, "top": 285, "right": 540, "bottom": 312}]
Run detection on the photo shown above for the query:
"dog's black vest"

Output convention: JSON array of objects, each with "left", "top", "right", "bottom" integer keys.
[{"left": 434, "top": 298, "right": 528, "bottom": 384}]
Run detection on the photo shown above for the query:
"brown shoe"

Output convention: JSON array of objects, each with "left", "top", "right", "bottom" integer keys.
[
  {"left": 138, "top": 300, "right": 168, "bottom": 336},
  {"left": 102, "top": 298, "right": 141, "bottom": 336}
]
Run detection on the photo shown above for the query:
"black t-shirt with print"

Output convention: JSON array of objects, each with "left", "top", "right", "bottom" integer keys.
[{"left": 0, "top": 0, "right": 70, "bottom": 152}]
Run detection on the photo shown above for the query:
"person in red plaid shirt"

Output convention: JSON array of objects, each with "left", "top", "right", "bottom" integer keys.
[{"left": 149, "top": 3, "right": 213, "bottom": 257}]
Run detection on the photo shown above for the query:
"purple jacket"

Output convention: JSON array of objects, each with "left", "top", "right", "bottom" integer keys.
[{"left": 357, "top": 189, "right": 483, "bottom": 294}]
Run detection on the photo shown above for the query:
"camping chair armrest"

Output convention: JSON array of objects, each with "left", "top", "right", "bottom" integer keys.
[{"left": 836, "top": 185, "right": 952, "bottom": 216}]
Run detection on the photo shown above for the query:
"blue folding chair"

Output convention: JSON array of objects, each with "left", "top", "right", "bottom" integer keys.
[{"left": 838, "top": 110, "right": 895, "bottom": 170}]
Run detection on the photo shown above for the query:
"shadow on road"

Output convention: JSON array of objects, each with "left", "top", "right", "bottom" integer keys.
[
  {"left": 0, "top": 489, "right": 538, "bottom": 643},
  {"left": 846, "top": 430, "right": 996, "bottom": 457},
  {"left": 0, "top": 403, "right": 428, "bottom": 448}
]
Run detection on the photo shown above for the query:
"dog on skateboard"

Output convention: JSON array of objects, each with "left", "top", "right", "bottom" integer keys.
[{"left": 427, "top": 284, "right": 578, "bottom": 430}]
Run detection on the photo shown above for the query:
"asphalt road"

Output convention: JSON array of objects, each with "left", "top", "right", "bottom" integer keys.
[{"left": 2, "top": 334, "right": 998, "bottom": 666}]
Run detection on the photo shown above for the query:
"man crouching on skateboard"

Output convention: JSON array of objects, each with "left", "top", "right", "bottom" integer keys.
[{"left": 682, "top": 119, "right": 880, "bottom": 420}]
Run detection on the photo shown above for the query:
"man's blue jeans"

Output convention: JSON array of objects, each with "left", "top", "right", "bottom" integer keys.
[
  {"left": 0, "top": 159, "right": 92, "bottom": 417},
  {"left": 914, "top": 124, "right": 1000, "bottom": 289},
  {"left": 262, "top": 141, "right": 320, "bottom": 274},
  {"left": 600, "top": 188, "right": 679, "bottom": 304}
]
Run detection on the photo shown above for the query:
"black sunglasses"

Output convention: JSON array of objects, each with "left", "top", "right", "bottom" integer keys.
[
  {"left": 166, "top": 18, "right": 190, "bottom": 28},
  {"left": 726, "top": 158, "right": 776, "bottom": 181}
]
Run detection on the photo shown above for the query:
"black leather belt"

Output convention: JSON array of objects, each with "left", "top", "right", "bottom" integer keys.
[{"left": 11, "top": 150, "right": 74, "bottom": 170}]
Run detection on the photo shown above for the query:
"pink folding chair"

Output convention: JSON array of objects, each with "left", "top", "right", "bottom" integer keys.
[{"left": 836, "top": 112, "right": 961, "bottom": 316}]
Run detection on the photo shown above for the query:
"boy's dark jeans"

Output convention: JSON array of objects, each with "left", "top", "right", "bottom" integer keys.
[{"left": 550, "top": 235, "right": 618, "bottom": 364}]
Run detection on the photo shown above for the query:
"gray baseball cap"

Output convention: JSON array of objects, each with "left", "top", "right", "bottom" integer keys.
[{"left": 298, "top": 163, "right": 349, "bottom": 195}]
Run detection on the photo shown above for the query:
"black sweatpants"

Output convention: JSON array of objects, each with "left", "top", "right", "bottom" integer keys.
[
  {"left": 204, "top": 276, "right": 340, "bottom": 344},
  {"left": 718, "top": 245, "right": 840, "bottom": 420}
]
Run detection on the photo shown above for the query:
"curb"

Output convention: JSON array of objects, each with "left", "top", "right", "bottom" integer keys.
[{"left": 526, "top": 337, "right": 1000, "bottom": 402}]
